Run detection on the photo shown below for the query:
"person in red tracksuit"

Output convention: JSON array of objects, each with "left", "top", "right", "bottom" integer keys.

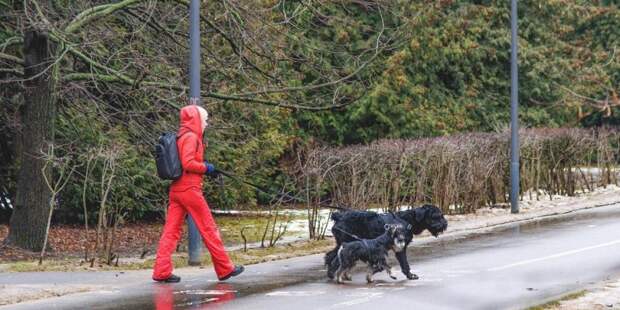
[{"left": 152, "top": 105, "right": 244, "bottom": 283}]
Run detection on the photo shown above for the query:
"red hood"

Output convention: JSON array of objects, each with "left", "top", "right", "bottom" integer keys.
[{"left": 177, "top": 105, "right": 202, "bottom": 137}]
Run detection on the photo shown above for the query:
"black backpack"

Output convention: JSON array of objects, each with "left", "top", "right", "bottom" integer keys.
[{"left": 155, "top": 132, "right": 182, "bottom": 180}]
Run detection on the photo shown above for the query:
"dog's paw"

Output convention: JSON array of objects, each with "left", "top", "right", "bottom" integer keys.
[{"left": 406, "top": 273, "right": 419, "bottom": 280}]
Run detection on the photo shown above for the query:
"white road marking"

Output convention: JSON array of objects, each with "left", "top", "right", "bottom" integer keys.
[
  {"left": 488, "top": 239, "right": 620, "bottom": 272},
  {"left": 330, "top": 292, "right": 383, "bottom": 308},
  {"left": 175, "top": 298, "right": 218, "bottom": 307},
  {"left": 96, "top": 290, "right": 120, "bottom": 294},
  {"left": 440, "top": 269, "right": 476, "bottom": 275},
  {"left": 266, "top": 290, "right": 326, "bottom": 297},
  {"left": 374, "top": 283, "right": 399, "bottom": 287},
  {"left": 415, "top": 278, "right": 443, "bottom": 282},
  {"left": 402, "top": 278, "right": 444, "bottom": 286}
]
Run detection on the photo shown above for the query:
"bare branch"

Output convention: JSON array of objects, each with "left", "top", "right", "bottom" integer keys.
[
  {"left": 0, "top": 52, "right": 24, "bottom": 65},
  {"left": 230, "top": 6, "right": 387, "bottom": 97},
  {"left": 65, "top": 0, "right": 142, "bottom": 34},
  {"left": 0, "top": 37, "right": 24, "bottom": 52},
  {"left": 0, "top": 67, "right": 23, "bottom": 76},
  {"left": 63, "top": 72, "right": 358, "bottom": 110}
]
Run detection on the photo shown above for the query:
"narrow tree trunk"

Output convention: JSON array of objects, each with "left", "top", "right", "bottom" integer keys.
[{"left": 5, "top": 31, "right": 56, "bottom": 251}]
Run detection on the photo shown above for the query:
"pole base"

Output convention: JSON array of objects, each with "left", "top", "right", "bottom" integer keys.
[{"left": 188, "top": 261, "right": 202, "bottom": 266}]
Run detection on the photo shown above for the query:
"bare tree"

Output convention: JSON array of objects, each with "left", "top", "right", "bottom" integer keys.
[
  {"left": 39, "top": 144, "right": 78, "bottom": 264},
  {"left": 81, "top": 147, "right": 97, "bottom": 262},
  {"left": 92, "top": 146, "right": 120, "bottom": 266}
]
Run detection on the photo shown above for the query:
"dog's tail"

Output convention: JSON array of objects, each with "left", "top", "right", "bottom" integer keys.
[
  {"left": 326, "top": 245, "right": 342, "bottom": 280},
  {"left": 325, "top": 248, "right": 337, "bottom": 266}
]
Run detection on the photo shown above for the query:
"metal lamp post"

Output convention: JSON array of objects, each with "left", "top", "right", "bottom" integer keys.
[
  {"left": 187, "top": 0, "right": 203, "bottom": 265},
  {"left": 510, "top": 0, "right": 520, "bottom": 214}
]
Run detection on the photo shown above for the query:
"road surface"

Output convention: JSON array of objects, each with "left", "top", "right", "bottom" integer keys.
[{"left": 3, "top": 204, "right": 620, "bottom": 310}]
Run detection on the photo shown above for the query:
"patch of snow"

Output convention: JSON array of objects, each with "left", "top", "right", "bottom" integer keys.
[{"left": 553, "top": 278, "right": 620, "bottom": 309}]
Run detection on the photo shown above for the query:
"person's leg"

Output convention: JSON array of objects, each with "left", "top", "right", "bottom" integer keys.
[
  {"left": 152, "top": 193, "right": 187, "bottom": 280},
  {"left": 181, "top": 189, "right": 235, "bottom": 278}
]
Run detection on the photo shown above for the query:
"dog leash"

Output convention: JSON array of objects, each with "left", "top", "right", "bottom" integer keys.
[
  {"left": 334, "top": 230, "right": 371, "bottom": 257},
  {"left": 331, "top": 226, "right": 363, "bottom": 241},
  {"left": 215, "top": 169, "right": 351, "bottom": 211}
]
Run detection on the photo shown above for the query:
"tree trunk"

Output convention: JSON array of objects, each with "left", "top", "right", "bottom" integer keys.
[{"left": 5, "top": 31, "right": 56, "bottom": 251}]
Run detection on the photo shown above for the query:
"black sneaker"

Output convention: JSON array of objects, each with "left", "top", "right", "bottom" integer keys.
[
  {"left": 154, "top": 274, "right": 181, "bottom": 283},
  {"left": 218, "top": 265, "right": 244, "bottom": 281}
]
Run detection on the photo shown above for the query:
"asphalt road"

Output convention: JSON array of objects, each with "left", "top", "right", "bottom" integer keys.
[{"left": 3, "top": 204, "right": 620, "bottom": 310}]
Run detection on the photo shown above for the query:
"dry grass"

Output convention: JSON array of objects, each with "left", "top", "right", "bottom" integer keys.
[
  {"left": 3, "top": 239, "right": 333, "bottom": 273},
  {"left": 528, "top": 290, "right": 588, "bottom": 310}
]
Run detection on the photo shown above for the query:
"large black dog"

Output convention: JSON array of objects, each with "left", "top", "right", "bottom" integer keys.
[
  {"left": 325, "top": 204, "right": 448, "bottom": 280},
  {"left": 332, "top": 224, "right": 407, "bottom": 284}
]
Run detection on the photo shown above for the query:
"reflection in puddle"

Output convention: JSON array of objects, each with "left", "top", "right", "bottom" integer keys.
[
  {"left": 154, "top": 285, "right": 174, "bottom": 310},
  {"left": 175, "top": 289, "right": 237, "bottom": 295},
  {"left": 154, "top": 283, "right": 237, "bottom": 309}
]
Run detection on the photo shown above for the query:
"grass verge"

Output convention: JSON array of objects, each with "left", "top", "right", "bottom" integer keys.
[
  {"left": 527, "top": 290, "right": 588, "bottom": 310},
  {"left": 3, "top": 239, "right": 333, "bottom": 273}
]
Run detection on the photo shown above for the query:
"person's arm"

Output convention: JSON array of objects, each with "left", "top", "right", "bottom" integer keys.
[{"left": 179, "top": 134, "right": 207, "bottom": 174}]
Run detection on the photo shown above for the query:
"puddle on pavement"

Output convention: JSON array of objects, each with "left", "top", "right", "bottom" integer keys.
[
  {"left": 154, "top": 283, "right": 238, "bottom": 309},
  {"left": 174, "top": 289, "right": 237, "bottom": 295}
]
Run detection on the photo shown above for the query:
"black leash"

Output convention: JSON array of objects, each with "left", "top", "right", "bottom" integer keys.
[
  {"left": 213, "top": 169, "right": 361, "bottom": 243},
  {"left": 331, "top": 226, "right": 363, "bottom": 241},
  {"left": 215, "top": 169, "right": 350, "bottom": 211}
]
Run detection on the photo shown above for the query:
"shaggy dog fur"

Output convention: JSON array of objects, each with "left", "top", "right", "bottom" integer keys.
[
  {"left": 326, "top": 204, "right": 448, "bottom": 280},
  {"left": 332, "top": 224, "right": 407, "bottom": 284}
]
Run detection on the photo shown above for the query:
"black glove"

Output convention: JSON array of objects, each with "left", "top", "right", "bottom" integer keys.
[{"left": 204, "top": 161, "right": 218, "bottom": 176}]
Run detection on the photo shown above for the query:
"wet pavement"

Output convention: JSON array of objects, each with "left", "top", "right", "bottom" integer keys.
[{"left": 3, "top": 204, "right": 620, "bottom": 310}]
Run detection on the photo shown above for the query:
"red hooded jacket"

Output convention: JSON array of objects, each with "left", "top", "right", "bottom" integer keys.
[{"left": 170, "top": 106, "right": 207, "bottom": 192}]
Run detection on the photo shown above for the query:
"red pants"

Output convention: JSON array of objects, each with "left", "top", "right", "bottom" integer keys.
[{"left": 152, "top": 189, "right": 234, "bottom": 280}]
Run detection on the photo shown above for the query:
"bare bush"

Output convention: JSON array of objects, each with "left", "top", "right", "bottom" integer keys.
[
  {"left": 296, "top": 128, "right": 620, "bottom": 215},
  {"left": 39, "top": 145, "right": 78, "bottom": 265}
]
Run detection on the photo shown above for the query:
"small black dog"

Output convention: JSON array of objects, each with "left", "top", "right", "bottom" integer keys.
[
  {"left": 332, "top": 224, "right": 406, "bottom": 284},
  {"left": 326, "top": 204, "right": 448, "bottom": 280}
]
